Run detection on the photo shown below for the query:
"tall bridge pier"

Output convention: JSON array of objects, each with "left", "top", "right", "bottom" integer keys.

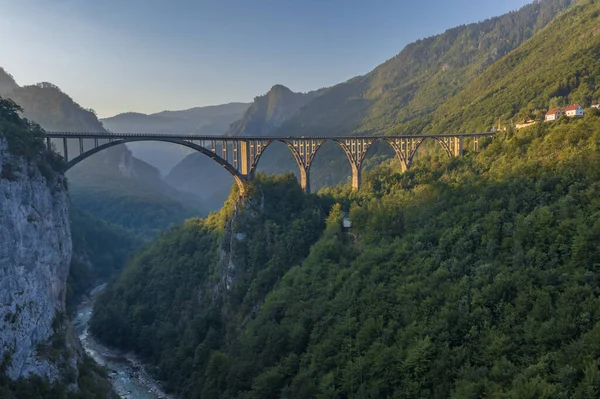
[{"left": 45, "top": 132, "right": 494, "bottom": 195}]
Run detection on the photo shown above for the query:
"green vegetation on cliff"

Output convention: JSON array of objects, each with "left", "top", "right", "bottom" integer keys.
[
  {"left": 0, "top": 95, "right": 64, "bottom": 175},
  {"left": 0, "top": 355, "right": 117, "bottom": 399},
  {"left": 94, "top": 111, "right": 600, "bottom": 397},
  {"left": 90, "top": 175, "right": 329, "bottom": 394},
  {"left": 0, "top": 92, "right": 116, "bottom": 399},
  {"left": 1, "top": 69, "right": 207, "bottom": 236}
]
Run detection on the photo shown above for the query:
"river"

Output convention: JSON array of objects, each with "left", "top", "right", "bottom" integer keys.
[{"left": 71, "top": 285, "right": 173, "bottom": 399}]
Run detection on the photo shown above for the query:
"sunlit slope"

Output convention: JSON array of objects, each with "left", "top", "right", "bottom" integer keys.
[
  {"left": 428, "top": 0, "right": 600, "bottom": 133},
  {"left": 275, "top": 0, "right": 574, "bottom": 136}
]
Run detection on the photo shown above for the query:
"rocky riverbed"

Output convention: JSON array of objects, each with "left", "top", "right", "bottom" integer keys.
[{"left": 71, "top": 286, "right": 173, "bottom": 399}]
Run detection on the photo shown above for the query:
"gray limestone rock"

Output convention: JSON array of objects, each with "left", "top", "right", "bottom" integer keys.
[{"left": 0, "top": 138, "right": 72, "bottom": 380}]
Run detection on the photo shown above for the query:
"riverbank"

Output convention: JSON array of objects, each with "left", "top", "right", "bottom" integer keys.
[{"left": 71, "top": 287, "right": 173, "bottom": 399}]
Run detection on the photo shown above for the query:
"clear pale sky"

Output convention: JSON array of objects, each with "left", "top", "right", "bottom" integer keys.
[{"left": 0, "top": 0, "right": 532, "bottom": 118}]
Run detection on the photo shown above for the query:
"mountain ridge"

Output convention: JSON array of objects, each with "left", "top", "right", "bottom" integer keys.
[
  {"left": 228, "top": 84, "right": 325, "bottom": 137},
  {"left": 273, "top": 0, "right": 575, "bottom": 137},
  {"left": 101, "top": 101, "right": 250, "bottom": 173},
  {"left": 0, "top": 66, "right": 207, "bottom": 234}
]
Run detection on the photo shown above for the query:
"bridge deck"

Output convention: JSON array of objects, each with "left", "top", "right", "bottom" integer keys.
[
  {"left": 46, "top": 131, "right": 497, "bottom": 194},
  {"left": 45, "top": 132, "right": 497, "bottom": 140}
]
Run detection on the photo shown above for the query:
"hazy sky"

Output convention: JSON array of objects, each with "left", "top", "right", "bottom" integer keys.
[{"left": 0, "top": 0, "right": 532, "bottom": 118}]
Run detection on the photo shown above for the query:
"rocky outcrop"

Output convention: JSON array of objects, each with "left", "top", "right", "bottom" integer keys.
[
  {"left": 0, "top": 137, "right": 73, "bottom": 380},
  {"left": 228, "top": 84, "right": 323, "bottom": 137},
  {"left": 216, "top": 191, "right": 264, "bottom": 294}
]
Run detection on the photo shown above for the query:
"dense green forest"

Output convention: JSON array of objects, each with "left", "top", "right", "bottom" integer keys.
[
  {"left": 90, "top": 174, "right": 330, "bottom": 392},
  {"left": 92, "top": 111, "right": 600, "bottom": 398},
  {"left": 0, "top": 357, "right": 116, "bottom": 399},
  {"left": 67, "top": 206, "right": 141, "bottom": 312}
]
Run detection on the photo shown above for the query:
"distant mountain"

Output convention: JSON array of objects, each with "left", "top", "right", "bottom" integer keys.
[
  {"left": 167, "top": 0, "right": 576, "bottom": 197},
  {"left": 101, "top": 103, "right": 249, "bottom": 174},
  {"left": 165, "top": 85, "right": 323, "bottom": 208},
  {"left": 101, "top": 102, "right": 249, "bottom": 135},
  {"left": 275, "top": 0, "right": 575, "bottom": 137},
  {"left": 68, "top": 144, "right": 206, "bottom": 234},
  {"left": 228, "top": 84, "right": 323, "bottom": 136},
  {"left": 165, "top": 153, "right": 234, "bottom": 212},
  {"left": 0, "top": 80, "right": 104, "bottom": 132},
  {"left": 0, "top": 67, "right": 206, "bottom": 234},
  {"left": 426, "top": 0, "right": 600, "bottom": 133},
  {"left": 241, "top": 0, "right": 578, "bottom": 192},
  {"left": 0, "top": 67, "right": 18, "bottom": 94}
]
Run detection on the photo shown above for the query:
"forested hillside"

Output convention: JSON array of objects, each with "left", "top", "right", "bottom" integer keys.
[
  {"left": 276, "top": 0, "right": 574, "bottom": 137},
  {"left": 94, "top": 107, "right": 600, "bottom": 397},
  {"left": 67, "top": 206, "right": 140, "bottom": 312},
  {"left": 90, "top": 175, "right": 330, "bottom": 394},
  {"left": 427, "top": 0, "right": 600, "bottom": 133},
  {"left": 239, "top": 0, "right": 579, "bottom": 192},
  {"left": 67, "top": 145, "right": 206, "bottom": 235}
]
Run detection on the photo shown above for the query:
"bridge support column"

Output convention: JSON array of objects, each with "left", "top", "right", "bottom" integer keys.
[
  {"left": 300, "top": 166, "right": 310, "bottom": 194},
  {"left": 351, "top": 164, "right": 361, "bottom": 191},
  {"left": 62, "top": 137, "right": 68, "bottom": 162},
  {"left": 455, "top": 136, "right": 464, "bottom": 157},
  {"left": 239, "top": 140, "right": 249, "bottom": 175}
]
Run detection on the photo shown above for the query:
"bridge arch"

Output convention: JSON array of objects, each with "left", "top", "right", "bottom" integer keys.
[
  {"left": 250, "top": 138, "right": 325, "bottom": 193},
  {"left": 331, "top": 139, "right": 364, "bottom": 190},
  {"left": 412, "top": 137, "right": 453, "bottom": 159},
  {"left": 380, "top": 136, "right": 456, "bottom": 172},
  {"left": 305, "top": 140, "right": 352, "bottom": 192},
  {"left": 64, "top": 137, "right": 247, "bottom": 195}
]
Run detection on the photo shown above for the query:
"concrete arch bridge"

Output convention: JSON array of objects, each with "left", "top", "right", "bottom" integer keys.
[{"left": 45, "top": 132, "right": 496, "bottom": 195}]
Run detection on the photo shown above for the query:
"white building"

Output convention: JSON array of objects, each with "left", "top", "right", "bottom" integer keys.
[
  {"left": 342, "top": 217, "right": 352, "bottom": 229},
  {"left": 545, "top": 108, "right": 564, "bottom": 122},
  {"left": 591, "top": 104, "right": 600, "bottom": 109},
  {"left": 565, "top": 104, "right": 584, "bottom": 117}
]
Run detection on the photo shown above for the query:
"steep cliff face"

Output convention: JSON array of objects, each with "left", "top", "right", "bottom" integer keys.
[{"left": 0, "top": 137, "right": 72, "bottom": 380}]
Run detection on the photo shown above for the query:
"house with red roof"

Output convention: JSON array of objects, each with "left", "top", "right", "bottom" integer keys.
[
  {"left": 545, "top": 108, "right": 564, "bottom": 122},
  {"left": 565, "top": 104, "right": 584, "bottom": 117}
]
